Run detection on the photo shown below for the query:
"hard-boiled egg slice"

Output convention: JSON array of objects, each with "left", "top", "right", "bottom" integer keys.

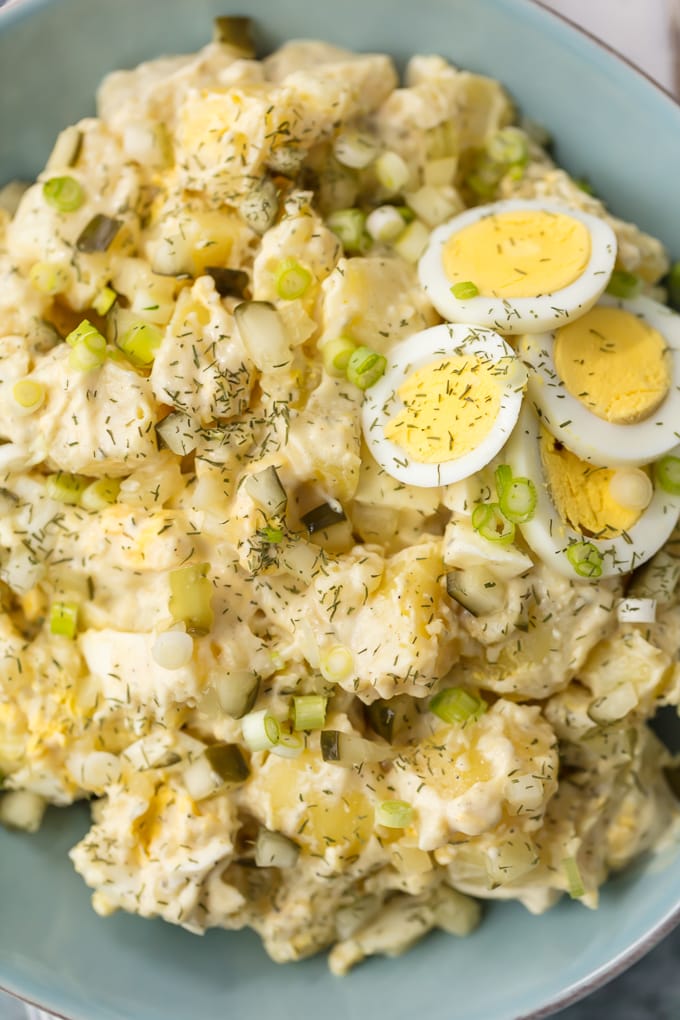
[
  {"left": 418, "top": 198, "right": 616, "bottom": 334},
  {"left": 519, "top": 295, "right": 680, "bottom": 467},
  {"left": 505, "top": 404, "right": 680, "bottom": 579},
  {"left": 362, "top": 323, "right": 526, "bottom": 488}
]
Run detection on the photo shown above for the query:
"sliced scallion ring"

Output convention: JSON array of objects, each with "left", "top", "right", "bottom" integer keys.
[
  {"left": 65, "top": 319, "right": 105, "bottom": 349},
  {"left": 374, "top": 151, "right": 410, "bottom": 193},
  {"left": 49, "top": 600, "right": 79, "bottom": 639},
  {"left": 319, "top": 644, "right": 354, "bottom": 684},
  {"left": 606, "top": 269, "right": 641, "bottom": 299},
  {"left": 471, "top": 502, "right": 516, "bottom": 544},
  {"left": 365, "top": 205, "right": 406, "bottom": 243},
  {"left": 326, "top": 208, "right": 368, "bottom": 254},
  {"left": 80, "top": 477, "right": 121, "bottom": 511},
  {"left": 486, "top": 127, "right": 529, "bottom": 167},
  {"left": 563, "top": 856, "right": 585, "bottom": 899},
  {"left": 29, "top": 261, "right": 70, "bottom": 295},
  {"left": 270, "top": 730, "right": 305, "bottom": 759},
  {"left": 346, "top": 346, "right": 386, "bottom": 390},
  {"left": 654, "top": 455, "right": 680, "bottom": 496},
  {"left": 565, "top": 541, "right": 603, "bottom": 579},
  {"left": 292, "top": 695, "right": 327, "bottom": 731},
  {"left": 274, "top": 258, "right": 312, "bottom": 300},
  {"left": 117, "top": 321, "right": 163, "bottom": 366},
  {"left": 498, "top": 477, "right": 537, "bottom": 524},
  {"left": 46, "top": 472, "right": 89, "bottom": 505},
  {"left": 11, "top": 379, "right": 45, "bottom": 415},
  {"left": 241, "top": 709, "right": 281, "bottom": 751},
  {"left": 450, "top": 281, "right": 479, "bottom": 300},
  {"left": 333, "top": 131, "right": 379, "bottom": 170},
  {"left": 42, "top": 175, "right": 84, "bottom": 213},
  {"left": 92, "top": 285, "right": 118, "bottom": 316},
  {"left": 375, "top": 799, "right": 413, "bottom": 829},
  {"left": 429, "top": 686, "right": 487, "bottom": 725},
  {"left": 321, "top": 337, "right": 357, "bottom": 377}
]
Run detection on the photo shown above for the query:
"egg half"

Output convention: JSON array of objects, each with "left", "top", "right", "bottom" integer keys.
[
  {"left": 505, "top": 404, "right": 680, "bottom": 578},
  {"left": 519, "top": 294, "right": 680, "bottom": 467},
  {"left": 418, "top": 198, "right": 617, "bottom": 334},
  {"left": 362, "top": 323, "right": 526, "bottom": 487}
]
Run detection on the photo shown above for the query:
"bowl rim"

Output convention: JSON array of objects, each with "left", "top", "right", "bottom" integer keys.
[{"left": 0, "top": 1, "right": 679, "bottom": 1018}]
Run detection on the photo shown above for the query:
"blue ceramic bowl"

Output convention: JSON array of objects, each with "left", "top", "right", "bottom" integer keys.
[{"left": 1, "top": 1, "right": 680, "bottom": 1017}]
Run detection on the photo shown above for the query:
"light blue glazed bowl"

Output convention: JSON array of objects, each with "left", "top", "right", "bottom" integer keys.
[{"left": 1, "top": 1, "right": 680, "bottom": 1018}]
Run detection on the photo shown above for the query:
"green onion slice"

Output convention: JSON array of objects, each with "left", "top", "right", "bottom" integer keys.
[
  {"left": 326, "top": 208, "right": 369, "bottom": 254},
  {"left": 565, "top": 541, "right": 603, "bottom": 578},
  {"left": 29, "top": 261, "right": 69, "bottom": 295},
  {"left": 67, "top": 321, "right": 107, "bottom": 371},
  {"left": 169, "top": 563, "right": 214, "bottom": 634},
  {"left": 50, "top": 600, "right": 79, "bottom": 639},
  {"left": 375, "top": 799, "right": 413, "bottom": 829},
  {"left": 76, "top": 214, "right": 122, "bottom": 253},
  {"left": 46, "top": 471, "right": 89, "bottom": 505},
  {"left": 321, "top": 337, "right": 357, "bottom": 377},
  {"left": 471, "top": 502, "right": 516, "bottom": 544},
  {"left": 563, "top": 856, "right": 585, "bottom": 899},
  {"left": 92, "top": 285, "right": 118, "bottom": 316},
  {"left": 274, "top": 258, "right": 312, "bottom": 300},
  {"left": 270, "top": 730, "right": 305, "bottom": 759},
  {"left": 241, "top": 709, "right": 281, "bottom": 751},
  {"left": 65, "top": 319, "right": 105, "bottom": 349},
  {"left": 42, "top": 175, "right": 84, "bottom": 213},
  {"left": 80, "top": 477, "right": 121, "bottom": 511},
  {"left": 319, "top": 644, "right": 354, "bottom": 684},
  {"left": 11, "top": 379, "right": 45, "bottom": 414},
  {"left": 497, "top": 476, "right": 537, "bottom": 524},
  {"left": 451, "top": 281, "right": 479, "bottom": 300},
  {"left": 117, "top": 321, "right": 163, "bottom": 366},
  {"left": 486, "top": 127, "right": 529, "bottom": 167},
  {"left": 654, "top": 455, "right": 680, "bottom": 496},
  {"left": 292, "top": 695, "right": 327, "bottom": 731},
  {"left": 346, "top": 346, "right": 387, "bottom": 390},
  {"left": 606, "top": 269, "right": 641, "bottom": 299},
  {"left": 429, "top": 686, "right": 487, "bottom": 725},
  {"left": 258, "top": 523, "right": 284, "bottom": 544},
  {"left": 374, "top": 151, "right": 410, "bottom": 194}
]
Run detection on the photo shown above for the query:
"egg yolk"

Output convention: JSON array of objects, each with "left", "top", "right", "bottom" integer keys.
[
  {"left": 553, "top": 305, "right": 670, "bottom": 424},
  {"left": 539, "top": 429, "right": 643, "bottom": 537},
  {"left": 384, "top": 355, "right": 503, "bottom": 463},
  {"left": 442, "top": 210, "right": 591, "bottom": 298}
]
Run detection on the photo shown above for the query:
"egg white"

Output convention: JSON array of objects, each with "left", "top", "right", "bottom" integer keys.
[
  {"left": 362, "top": 323, "right": 526, "bottom": 488},
  {"left": 418, "top": 198, "right": 617, "bottom": 334},
  {"left": 519, "top": 295, "right": 680, "bottom": 467},
  {"left": 505, "top": 404, "right": 680, "bottom": 579}
]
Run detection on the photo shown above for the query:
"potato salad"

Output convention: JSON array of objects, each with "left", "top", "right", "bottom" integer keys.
[{"left": 1, "top": 18, "right": 680, "bottom": 974}]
